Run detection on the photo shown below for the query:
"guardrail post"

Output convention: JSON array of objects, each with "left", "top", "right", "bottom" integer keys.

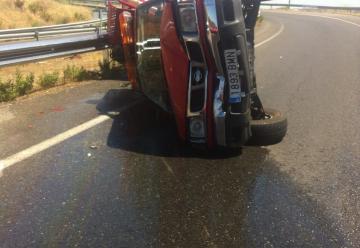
[
  {"left": 35, "top": 31, "right": 39, "bottom": 41},
  {"left": 99, "top": 9, "right": 102, "bottom": 35}
]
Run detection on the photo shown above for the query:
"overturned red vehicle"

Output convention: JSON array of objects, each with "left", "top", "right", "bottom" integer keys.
[{"left": 108, "top": 0, "right": 287, "bottom": 149}]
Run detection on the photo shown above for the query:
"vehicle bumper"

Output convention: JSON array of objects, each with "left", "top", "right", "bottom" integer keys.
[
  {"left": 169, "top": 0, "right": 252, "bottom": 148},
  {"left": 203, "top": 0, "right": 252, "bottom": 147}
]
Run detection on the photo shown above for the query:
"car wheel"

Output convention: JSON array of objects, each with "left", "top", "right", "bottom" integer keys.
[{"left": 248, "top": 108, "right": 287, "bottom": 146}]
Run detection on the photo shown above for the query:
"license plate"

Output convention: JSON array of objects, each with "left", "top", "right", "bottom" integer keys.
[{"left": 224, "top": 49, "right": 241, "bottom": 103}]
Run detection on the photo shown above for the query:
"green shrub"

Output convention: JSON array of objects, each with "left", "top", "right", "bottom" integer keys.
[
  {"left": 99, "top": 58, "right": 112, "bottom": 79},
  {"left": 63, "top": 65, "right": 96, "bottom": 83},
  {"left": 74, "top": 68, "right": 91, "bottom": 81},
  {"left": 99, "top": 58, "right": 122, "bottom": 79},
  {"left": 63, "top": 65, "right": 75, "bottom": 83},
  {"left": 15, "top": 70, "right": 34, "bottom": 96},
  {"left": 0, "top": 80, "right": 17, "bottom": 102},
  {"left": 39, "top": 72, "right": 59, "bottom": 88}
]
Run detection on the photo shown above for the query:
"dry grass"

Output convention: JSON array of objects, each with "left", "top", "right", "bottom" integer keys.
[
  {"left": 0, "top": 51, "right": 104, "bottom": 89},
  {"left": 0, "top": 51, "right": 127, "bottom": 102},
  {"left": 0, "top": 0, "right": 92, "bottom": 29},
  {"left": 0, "top": 51, "right": 129, "bottom": 102}
]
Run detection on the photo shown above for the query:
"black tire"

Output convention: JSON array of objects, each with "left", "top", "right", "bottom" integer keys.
[{"left": 248, "top": 108, "right": 287, "bottom": 146}]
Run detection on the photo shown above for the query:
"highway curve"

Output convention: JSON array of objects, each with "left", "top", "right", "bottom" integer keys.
[{"left": 0, "top": 11, "right": 359, "bottom": 247}]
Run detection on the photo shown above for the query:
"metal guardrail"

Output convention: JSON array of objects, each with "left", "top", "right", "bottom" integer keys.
[
  {"left": 70, "top": 0, "right": 107, "bottom": 9},
  {"left": 0, "top": 2, "right": 119, "bottom": 67},
  {"left": 71, "top": 2, "right": 107, "bottom": 9},
  {"left": 0, "top": 19, "right": 109, "bottom": 67},
  {"left": 0, "top": 33, "right": 109, "bottom": 68},
  {"left": 0, "top": 19, "right": 107, "bottom": 41}
]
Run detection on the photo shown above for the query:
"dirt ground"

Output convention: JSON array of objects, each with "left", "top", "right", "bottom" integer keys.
[{"left": 0, "top": 0, "right": 92, "bottom": 29}]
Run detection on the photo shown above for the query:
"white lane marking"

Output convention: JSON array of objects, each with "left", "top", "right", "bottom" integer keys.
[
  {"left": 161, "top": 158, "right": 175, "bottom": 176},
  {"left": 316, "top": 15, "right": 360, "bottom": 28},
  {"left": 0, "top": 23, "right": 288, "bottom": 174},
  {"left": 0, "top": 98, "right": 144, "bottom": 174},
  {"left": 255, "top": 23, "right": 285, "bottom": 48},
  {"left": 0, "top": 115, "right": 111, "bottom": 175},
  {"left": 270, "top": 11, "right": 360, "bottom": 29}
]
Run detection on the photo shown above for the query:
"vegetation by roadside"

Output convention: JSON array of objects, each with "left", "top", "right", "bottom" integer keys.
[
  {"left": 0, "top": 69, "right": 34, "bottom": 102},
  {"left": 0, "top": 0, "right": 91, "bottom": 29},
  {"left": 38, "top": 72, "right": 60, "bottom": 89},
  {"left": 0, "top": 57, "right": 124, "bottom": 103}
]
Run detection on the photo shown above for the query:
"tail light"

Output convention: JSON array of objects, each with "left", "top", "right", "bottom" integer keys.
[
  {"left": 119, "top": 11, "right": 137, "bottom": 88},
  {"left": 119, "top": 11, "right": 134, "bottom": 45}
]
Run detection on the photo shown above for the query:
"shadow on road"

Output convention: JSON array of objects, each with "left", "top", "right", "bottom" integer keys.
[
  {"left": 97, "top": 89, "right": 241, "bottom": 158},
  {"left": 110, "top": 152, "right": 346, "bottom": 247},
  {"left": 87, "top": 88, "right": 347, "bottom": 247}
]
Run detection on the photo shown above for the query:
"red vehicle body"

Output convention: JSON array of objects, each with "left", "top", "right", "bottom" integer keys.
[{"left": 107, "top": 0, "right": 287, "bottom": 149}]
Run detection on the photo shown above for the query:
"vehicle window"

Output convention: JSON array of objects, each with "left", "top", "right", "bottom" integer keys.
[{"left": 136, "top": 1, "right": 170, "bottom": 111}]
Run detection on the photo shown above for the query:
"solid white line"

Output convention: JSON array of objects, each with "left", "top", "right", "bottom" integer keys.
[
  {"left": 0, "top": 98, "right": 144, "bottom": 174},
  {"left": 317, "top": 15, "right": 360, "bottom": 28},
  {"left": 255, "top": 23, "right": 285, "bottom": 48},
  {"left": 0, "top": 115, "right": 110, "bottom": 173},
  {"left": 269, "top": 11, "right": 360, "bottom": 29},
  {"left": 0, "top": 23, "right": 287, "bottom": 174}
]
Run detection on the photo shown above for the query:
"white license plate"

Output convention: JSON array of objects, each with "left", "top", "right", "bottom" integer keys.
[{"left": 224, "top": 49, "right": 241, "bottom": 103}]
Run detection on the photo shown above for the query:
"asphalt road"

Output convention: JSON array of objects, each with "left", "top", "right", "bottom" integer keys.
[{"left": 0, "top": 11, "right": 360, "bottom": 248}]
